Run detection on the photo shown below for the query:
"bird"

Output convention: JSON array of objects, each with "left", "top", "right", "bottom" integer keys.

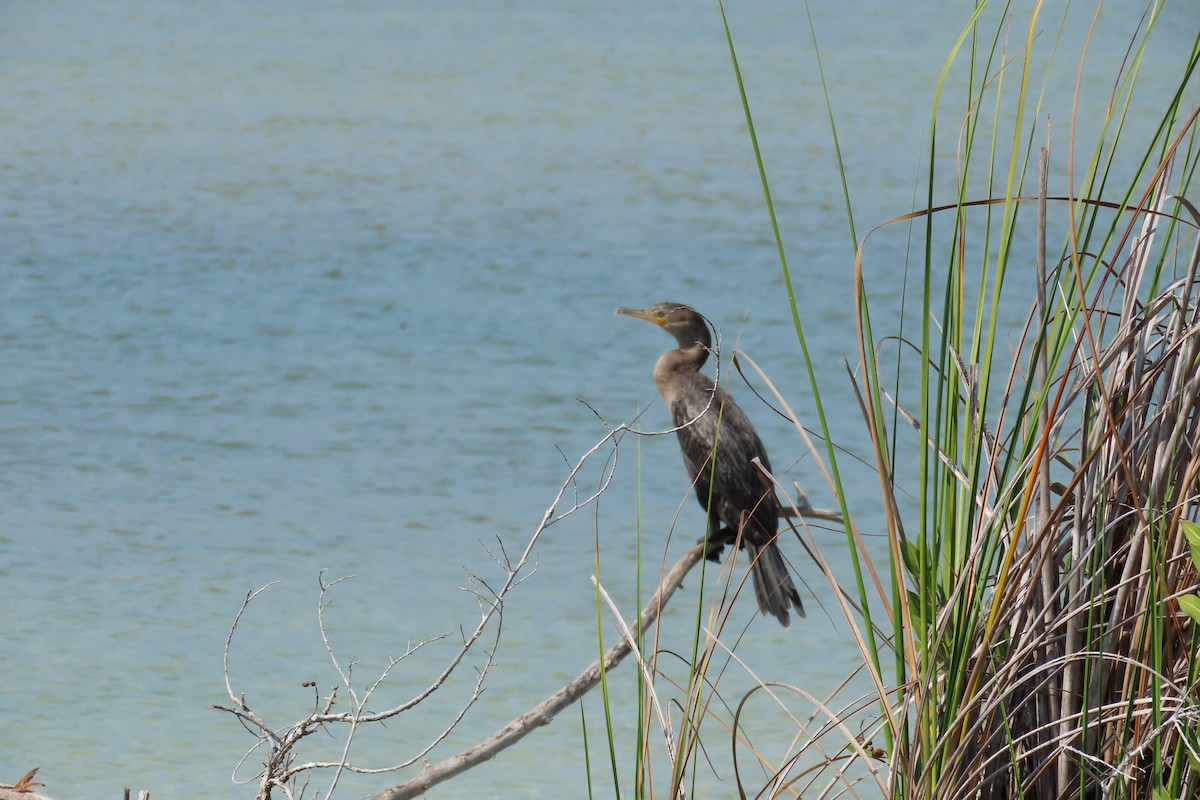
[{"left": 616, "top": 302, "right": 804, "bottom": 627}]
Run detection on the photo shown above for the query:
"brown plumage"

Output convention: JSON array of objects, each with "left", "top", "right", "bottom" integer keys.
[{"left": 617, "top": 302, "right": 804, "bottom": 627}]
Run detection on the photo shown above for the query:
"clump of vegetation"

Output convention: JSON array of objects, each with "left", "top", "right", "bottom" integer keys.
[
  {"left": 847, "top": 6, "right": 1200, "bottom": 798},
  {"left": 589, "top": 3, "right": 1200, "bottom": 799}
]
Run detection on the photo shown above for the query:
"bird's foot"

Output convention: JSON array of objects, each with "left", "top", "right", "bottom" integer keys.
[
  {"left": 702, "top": 541, "right": 725, "bottom": 562},
  {"left": 698, "top": 526, "right": 735, "bottom": 562}
]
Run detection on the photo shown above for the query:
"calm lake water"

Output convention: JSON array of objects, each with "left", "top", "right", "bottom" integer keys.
[{"left": 3, "top": 2, "right": 1194, "bottom": 797}]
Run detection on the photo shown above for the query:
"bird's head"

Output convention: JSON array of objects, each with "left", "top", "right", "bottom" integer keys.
[{"left": 616, "top": 302, "right": 712, "bottom": 351}]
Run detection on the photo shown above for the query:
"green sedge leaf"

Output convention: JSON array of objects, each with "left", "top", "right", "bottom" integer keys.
[
  {"left": 1182, "top": 520, "right": 1200, "bottom": 570},
  {"left": 1177, "top": 594, "right": 1200, "bottom": 625},
  {"left": 900, "top": 539, "right": 922, "bottom": 577}
]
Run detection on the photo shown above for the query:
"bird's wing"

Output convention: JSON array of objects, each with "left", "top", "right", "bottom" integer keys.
[
  {"left": 671, "top": 384, "right": 719, "bottom": 502},
  {"left": 671, "top": 379, "right": 778, "bottom": 536}
]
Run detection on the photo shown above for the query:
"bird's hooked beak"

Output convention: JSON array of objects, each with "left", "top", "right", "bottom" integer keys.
[{"left": 616, "top": 306, "right": 666, "bottom": 327}]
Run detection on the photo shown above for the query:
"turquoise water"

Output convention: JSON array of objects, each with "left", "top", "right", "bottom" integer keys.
[{"left": 3, "top": 2, "right": 1194, "bottom": 797}]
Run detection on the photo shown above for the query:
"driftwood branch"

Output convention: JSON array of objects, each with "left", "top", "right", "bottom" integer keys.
[
  {"left": 368, "top": 480, "right": 836, "bottom": 800},
  {"left": 0, "top": 790, "right": 55, "bottom": 800},
  {"left": 369, "top": 537, "right": 715, "bottom": 800},
  {"left": 779, "top": 482, "right": 843, "bottom": 523}
]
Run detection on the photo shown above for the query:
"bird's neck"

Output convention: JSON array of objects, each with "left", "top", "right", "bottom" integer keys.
[{"left": 653, "top": 344, "right": 710, "bottom": 403}]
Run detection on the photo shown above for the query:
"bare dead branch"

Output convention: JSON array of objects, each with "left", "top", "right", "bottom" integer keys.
[{"left": 215, "top": 421, "right": 645, "bottom": 799}]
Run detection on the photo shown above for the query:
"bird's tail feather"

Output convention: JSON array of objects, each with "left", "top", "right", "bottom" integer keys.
[{"left": 747, "top": 542, "right": 805, "bottom": 627}]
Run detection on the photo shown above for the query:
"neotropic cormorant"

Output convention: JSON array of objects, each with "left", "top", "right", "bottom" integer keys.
[{"left": 617, "top": 302, "right": 805, "bottom": 627}]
